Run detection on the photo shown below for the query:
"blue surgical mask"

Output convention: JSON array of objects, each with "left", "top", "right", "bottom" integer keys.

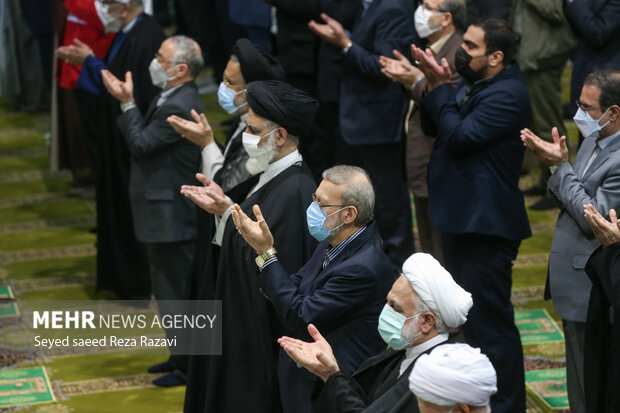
[
  {"left": 306, "top": 202, "right": 346, "bottom": 241},
  {"left": 218, "top": 82, "right": 246, "bottom": 114},
  {"left": 573, "top": 107, "right": 610, "bottom": 139},
  {"left": 377, "top": 304, "right": 421, "bottom": 350}
]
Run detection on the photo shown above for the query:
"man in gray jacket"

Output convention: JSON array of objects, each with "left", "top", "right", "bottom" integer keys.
[
  {"left": 101, "top": 35, "right": 204, "bottom": 386},
  {"left": 521, "top": 69, "right": 620, "bottom": 413}
]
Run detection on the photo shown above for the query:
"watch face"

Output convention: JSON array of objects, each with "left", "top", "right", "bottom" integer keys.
[{"left": 255, "top": 256, "right": 264, "bottom": 267}]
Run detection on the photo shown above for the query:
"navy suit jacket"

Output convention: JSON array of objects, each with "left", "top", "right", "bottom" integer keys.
[
  {"left": 256, "top": 222, "right": 396, "bottom": 413},
  {"left": 339, "top": 0, "right": 416, "bottom": 145},
  {"left": 564, "top": 0, "right": 620, "bottom": 106},
  {"left": 421, "top": 63, "right": 532, "bottom": 241}
]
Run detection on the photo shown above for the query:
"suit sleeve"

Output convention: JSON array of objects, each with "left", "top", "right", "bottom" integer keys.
[
  {"left": 257, "top": 260, "right": 377, "bottom": 334},
  {"left": 421, "top": 82, "right": 526, "bottom": 155},
  {"left": 564, "top": 0, "right": 620, "bottom": 48},
  {"left": 344, "top": 6, "right": 415, "bottom": 82},
  {"left": 548, "top": 161, "right": 620, "bottom": 235},
  {"left": 117, "top": 102, "right": 198, "bottom": 159},
  {"left": 312, "top": 373, "right": 369, "bottom": 413}
]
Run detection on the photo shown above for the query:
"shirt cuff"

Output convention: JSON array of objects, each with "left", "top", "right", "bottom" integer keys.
[
  {"left": 200, "top": 142, "right": 224, "bottom": 179},
  {"left": 258, "top": 257, "right": 278, "bottom": 272},
  {"left": 212, "top": 204, "right": 233, "bottom": 246}
]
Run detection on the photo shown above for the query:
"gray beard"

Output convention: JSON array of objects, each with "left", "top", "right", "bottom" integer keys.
[{"left": 245, "top": 146, "right": 278, "bottom": 175}]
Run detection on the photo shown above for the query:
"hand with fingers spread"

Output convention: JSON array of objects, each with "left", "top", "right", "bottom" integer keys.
[
  {"left": 278, "top": 324, "right": 340, "bottom": 382},
  {"left": 379, "top": 49, "right": 424, "bottom": 89},
  {"left": 180, "top": 173, "right": 231, "bottom": 216},
  {"left": 584, "top": 204, "right": 620, "bottom": 247},
  {"left": 410, "top": 44, "right": 451, "bottom": 91},
  {"left": 520, "top": 127, "right": 569, "bottom": 167},
  {"left": 308, "top": 13, "right": 351, "bottom": 49},
  {"left": 55, "top": 38, "right": 94, "bottom": 65},
  {"left": 167, "top": 109, "right": 214, "bottom": 148},
  {"left": 230, "top": 204, "right": 275, "bottom": 254},
  {"left": 101, "top": 70, "right": 134, "bottom": 103}
]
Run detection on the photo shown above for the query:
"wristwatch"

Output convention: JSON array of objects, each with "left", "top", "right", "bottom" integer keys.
[
  {"left": 255, "top": 247, "right": 277, "bottom": 267},
  {"left": 342, "top": 41, "right": 353, "bottom": 54}
]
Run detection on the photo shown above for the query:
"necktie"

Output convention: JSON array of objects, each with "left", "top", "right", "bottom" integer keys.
[{"left": 581, "top": 142, "right": 600, "bottom": 179}]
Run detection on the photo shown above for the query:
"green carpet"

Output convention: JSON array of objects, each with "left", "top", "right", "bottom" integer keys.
[{"left": 0, "top": 67, "right": 575, "bottom": 412}]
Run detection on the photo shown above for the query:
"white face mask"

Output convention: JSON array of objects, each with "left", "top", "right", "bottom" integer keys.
[
  {"left": 414, "top": 5, "right": 444, "bottom": 39},
  {"left": 95, "top": 1, "right": 123, "bottom": 33},
  {"left": 243, "top": 129, "right": 278, "bottom": 174},
  {"left": 148, "top": 58, "right": 179, "bottom": 90},
  {"left": 573, "top": 107, "right": 611, "bottom": 140}
]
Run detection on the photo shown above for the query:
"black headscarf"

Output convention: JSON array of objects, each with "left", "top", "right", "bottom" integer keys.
[
  {"left": 246, "top": 80, "right": 319, "bottom": 137},
  {"left": 230, "top": 38, "right": 286, "bottom": 83}
]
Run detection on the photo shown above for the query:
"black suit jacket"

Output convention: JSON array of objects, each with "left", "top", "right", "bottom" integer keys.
[{"left": 117, "top": 82, "right": 203, "bottom": 243}]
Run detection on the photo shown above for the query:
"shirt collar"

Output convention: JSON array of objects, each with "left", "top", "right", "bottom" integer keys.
[
  {"left": 598, "top": 128, "right": 620, "bottom": 149},
  {"left": 429, "top": 32, "right": 453, "bottom": 55},
  {"left": 325, "top": 225, "right": 367, "bottom": 262},
  {"left": 247, "top": 150, "right": 303, "bottom": 198}
]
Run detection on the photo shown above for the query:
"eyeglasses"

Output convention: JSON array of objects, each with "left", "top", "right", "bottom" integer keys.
[
  {"left": 575, "top": 100, "right": 603, "bottom": 112},
  {"left": 311, "top": 193, "right": 345, "bottom": 209}
]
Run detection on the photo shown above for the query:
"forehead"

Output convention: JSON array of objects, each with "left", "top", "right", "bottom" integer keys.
[
  {"left": 158, "top": 39, "right": 176, "bottom": 58},
  {"left": 388, "top": 275, "right": 415, "bottom": 305},
  {"left": 580, "top": 84, "right": 602, "bottom": 105},
  {"left": 316, "top": 179, "right": 344, "bottom": 201},
  {"left": 463, "top": 25, "right": 485, "bottom": 48},
  {"left": 246, "top": 109, "right": 267, "bottom": 129},
  {"left": 423, "top": 0, "right": 442, "bottom": 8},
  {"left": 224, "top": 60, "right": 242, "bottom": 81}
]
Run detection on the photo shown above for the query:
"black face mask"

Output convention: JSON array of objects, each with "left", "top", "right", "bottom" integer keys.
[{"left": 454, "top": 47, "right": 486, "bottom": 84}]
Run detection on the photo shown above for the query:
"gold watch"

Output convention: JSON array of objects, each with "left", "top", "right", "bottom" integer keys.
[{"left": 255, "top": 247, "right": 277, "bottom": 267}]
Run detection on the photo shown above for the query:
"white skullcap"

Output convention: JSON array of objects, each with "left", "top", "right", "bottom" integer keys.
[
  {"left": 409, "top": 343, "right": 497, "bottom": 407},
  {"left": 401, "top": 253, "right": 472, "bottom": 328}
]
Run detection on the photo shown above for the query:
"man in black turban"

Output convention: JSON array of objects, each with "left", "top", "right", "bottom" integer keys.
[{"left": 180, "top": 80, "right": 319, "bottom": 413}]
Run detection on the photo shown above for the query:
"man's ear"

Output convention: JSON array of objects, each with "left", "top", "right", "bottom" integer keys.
[
  {"left": 441, "top": 12, "right": 452, "bottom": 28},
  {"left": 487, "top": 50, "right": 504, "bottom": 68},
  {"left": 274, "top": 127, "right": 288, "bottom": 147},
  {"left": 341, "top": 206, "right": 358, "bottom": 225},
  {"left": 419, "top": 312, "right": 436, "bottom": 333}
]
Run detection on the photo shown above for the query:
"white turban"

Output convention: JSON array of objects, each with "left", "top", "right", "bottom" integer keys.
[
  {"left": 402, "top": 253, "right": 472, "bottom": 328},
  {"left": 409, "top": 343, "right": 497, "bottom": 407}
]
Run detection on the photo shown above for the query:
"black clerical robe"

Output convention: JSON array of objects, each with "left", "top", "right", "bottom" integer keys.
[
  {"left": 584, "top": 243, "right": 620, "bottom": 413},
  {"left": 93, "top": 15, "right": 165, "bottom": 299},
  {"left": 185, "top": 161, "right": 317, "bottom": 413},
  {"left": 313, "top": 342, "right": 449, "bottom": 413}
]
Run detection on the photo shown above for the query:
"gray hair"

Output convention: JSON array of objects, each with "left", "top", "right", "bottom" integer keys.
[
  {"left": 439, "top": 0, "right": 467, "bottom": 31},
  {"left": 412, "top": 292, "right": 447, "bottom": 333},
  {"left": 322, "top": 165, "right": 374, "bottom": 226},
  {"left": 263, "top": 119, "right": 299, "bottom": 145},
  {"left": 169, "top": 35, "right": 204, "bottom": 79},
  {"left": 128, "top": 0, "right": 143, "bottom": 9},
  {"left": 584, "top": 69, "right": 620, "bottom": 110}
]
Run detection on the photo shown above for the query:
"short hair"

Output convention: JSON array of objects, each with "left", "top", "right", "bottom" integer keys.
[
  {"left": 584, "top": 69, "right": 620, "bottom": 110},
  {"left": 473, "top": 18, "right": 516, "bottom": 65},
  {"left": 412, "top": 291, "right": 447, "bottom": 333},
  {"left": 263, "top": 119, "right": 299, "bottom": 145},
  {"left": 128, "top": 0, "right": 143, "bottom": 9},
  {"left": 322, "top": 165, "right": 374, "bottom": 226},
  {"left": 169, "top": 35, "right": 204, "bottom": 79},
  {"left": 439, "top": 0, "right": 467, "bottom": 32}
]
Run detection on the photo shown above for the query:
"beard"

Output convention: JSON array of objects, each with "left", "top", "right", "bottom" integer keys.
[
  {"left": 245, "top": 136, "right": 278, "bottom": 175},
  {"left": 401, "top": 318, "right": 421, "bottom": 344}
]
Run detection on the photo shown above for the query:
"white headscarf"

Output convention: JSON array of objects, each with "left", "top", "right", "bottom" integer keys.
[
  {"left": 402, "top": 253, "right": 472, "bottom": 328},
  {"left": 409, "top": 343, "right": 497, "bottom": 407}
]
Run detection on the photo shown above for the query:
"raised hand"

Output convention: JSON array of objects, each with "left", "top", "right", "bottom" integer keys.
[
  {"left": 230, "top": 204, "right": 275, "bottom": 254},
  {"left": 55, "top": 37, "right": 94, "bottom": 65},
  {"left": 308, "top": 14, "right": 350, "bottom": 49},
  {"left": 167, "top": 109, "right": 214, "bottom": 148},
  {"left": 101, "top": 70, "right": 134, "bottom": 103},
  {"left": 278, "top": 324, "right": 340, "bottom": 382},
  {"left": 584, "top": 204, "right": 620, "bottom": 247},
  {"left": 411, "top": 44, "right": 451, "bottom": 91},
  {"left": 520, "top": 127, "right": 568, "bottom": 167},
  {"left": 379, "top": 49, "right": 424, "bottom": 88},
  {"left": 180, "top": 173, "right": 231, "bottom": 216}
]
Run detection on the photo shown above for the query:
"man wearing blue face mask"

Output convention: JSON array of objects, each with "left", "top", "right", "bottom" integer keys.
[
  {"left": 231, "top": 164, "right": 396, "bottom": 413},
  {"left": 276, "top": 253, "right": 472, "bottom": 413},
  {"left": 521, "top": 69, "right": 620, "bottom": 413}
]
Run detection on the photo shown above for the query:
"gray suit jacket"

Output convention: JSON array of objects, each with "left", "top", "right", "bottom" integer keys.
[
  {"left": 118, "top": 82, "right": 203, "bottom": 243},
  {"left": 547, "top": 133, "right": 620, "bottom": 322}
]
